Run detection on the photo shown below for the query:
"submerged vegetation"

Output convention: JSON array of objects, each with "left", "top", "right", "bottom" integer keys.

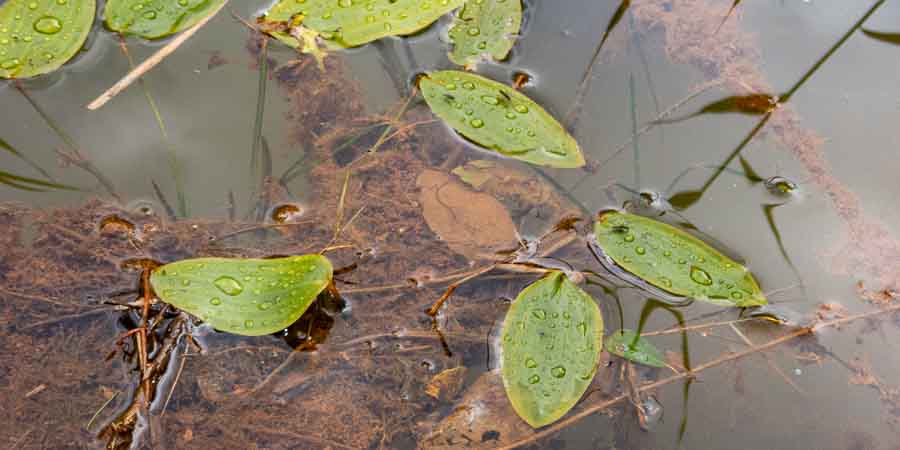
[{"left": 1, "top": 0, "right": 900, "bottom": 448}]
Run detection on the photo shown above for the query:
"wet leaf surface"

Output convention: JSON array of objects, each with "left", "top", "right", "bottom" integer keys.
[
  {"left": 417, "top": 169, "right": 517, "bottom": 260},
  {"left": 0, "top": 0, "right": 95, "bottom": 79},
  {"left": 592, "top": 210, "right": 767, "bottom": 307},
  {"left": 420, "top": 70, "right": 585, "bottom": 168},
  {"left": 605, "top": 329, "right": 666, "bottom": 368},
  {"left": 262, "top": 0, "right": 465, "bottom": 48},
  {"left": 150, "top": 255, "right": 333, "bottom": 336},
  {"left": 104, "top": 0, "right": 225, "bottom": 39},
  {"left": 448, "top": 0, "right": 521, "bottom": 67},
  {"left": 500, "top": 271, "right": 604, "bottom": 428}
]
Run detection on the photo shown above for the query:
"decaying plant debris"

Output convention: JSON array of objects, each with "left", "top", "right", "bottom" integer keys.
[{"left": 3, "top": 3, "right": 900, "bottom": 450}]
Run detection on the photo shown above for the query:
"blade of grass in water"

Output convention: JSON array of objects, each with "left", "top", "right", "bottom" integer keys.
[
  {"left": 629, "top": 73, "right": 640, "bottom": 202},
  {"left": 715, "top": 0, "right": 741, "bottom": 34},
  {"left": 762, "top": 203, "right": 806, "bottom": 293},
  {"left": 690, "top": 0, "right": 886, "bottom": 202},
  {"left": 118, "top": 38, "right": 187, "bottom": 217},
  {"left": 251, "top": 39, "right": 268, "bottom": 177},
  {"left": 565, "top": 0, "right": 631, "bottom": 131},
  {"left": 15, "top": 83, "right": 120, "bottom": 200},
  {"left": 0, "top": 137, "right": 55, "bottom": 181},
  {"left": 151, "top": 179, "right": 177, "bottom": 221},
  {"left": 0, "top": 169, "right": 77, "bottom": 192},
  {"left": 253, "top": 135, "right": 273, "bottom": 222}
]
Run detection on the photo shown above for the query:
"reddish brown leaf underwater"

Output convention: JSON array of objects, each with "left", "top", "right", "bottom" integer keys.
[{"left": 417, "top": 169, "right": 518, "bottom": 261}]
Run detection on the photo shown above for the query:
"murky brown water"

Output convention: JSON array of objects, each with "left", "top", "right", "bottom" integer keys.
[{"left": 2, "top": 0, "right": 900, "bottom": 449}]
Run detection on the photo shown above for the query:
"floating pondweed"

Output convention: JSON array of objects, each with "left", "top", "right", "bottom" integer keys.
[
  {"left": 151, "top": 255, "right": 333, "bottom": 336},
  {"left": 591, "top": 210, "right": 767, "bottom": 307},
  {"left": 420, "top": 70, "right": 585, "bottom": 168},
  {"left": 447, "top": 0, "right": 521, "bottom": 67},
  {"left": 104, "top": 0, "right": 226, "bottom": 39},
  {"left": 501, "top": 271, "right": 603, "bottom": 428},
  {"left": 0, "top": 0, "right": 95, "bottom": 78}
]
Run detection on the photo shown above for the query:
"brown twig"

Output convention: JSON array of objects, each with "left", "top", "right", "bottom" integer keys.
[
  {"left": 729, "top": 322, "right": 805, "bottom": 395},
  {"left": 86, "top": 0, "right": 229, "bottom": 110},
  {"left": 426, "top": 264, "right": 499, "bottom": 316}
]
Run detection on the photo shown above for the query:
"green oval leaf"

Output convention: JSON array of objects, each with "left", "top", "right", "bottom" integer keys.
[
  {"left": 501, "top": 271, "right": 603, "bottom": 428},
  {"left": 420, "top": 70, "right": 585, "bottom": 168},
  {"left": 0, "top": 0, "right": 95, "bottom": 79},
  {"left": 592, "top": 210, "right": 766, "bottom": 307},
  {"left": 604, "top": 329, "right": 666, "bottom": 368},
  {"left": 448, "top": 0, "right": 521, "bottom": 67},
  {"left": 104, "top": 0, "right": 225, "bottom": 39},
  {"left": 150, "top": 255, "right": 333, "bottom": 336},
  {"left": 262, "top": 0, "right": 465, "bottom": 48}
]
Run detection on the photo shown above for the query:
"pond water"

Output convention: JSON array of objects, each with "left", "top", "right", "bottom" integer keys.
[{"left": 2, "top": 0, "right": 900, "bottom": 449}]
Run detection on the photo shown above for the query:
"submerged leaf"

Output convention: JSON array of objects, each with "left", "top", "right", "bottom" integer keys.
[
  {"left": 861, "top": 28, "right": 900, "bottom": 46},
  {"left": 420, "top": 70, "right": 585, "bottom": 168},
  {"left": 417, "top": 169, "right": 517, "bottom": 260},
  {"left": 447, "top": 0, "right": 521, "bottom": 67},
  {"left": 151, "top": 255, "right": 333, "bottom": 336},
  {"left": 591, "top": 210, "right": 766, "bottom": 307},
  {"left": 262, "top": 0, "right": 465, "bottom": 48},
  {"left": 501, "top": 271, "right": 603, "bottom": 428},
  {"left": 0, "top": 0, "right": 95, "bottom": 79},
  {"left": 104, "top": 0, "right": 225, "bottom": 39},
  {"left": 604, "top": 329, "right": 665, "bottom": 368},
  {"left": 651, "top": 93, "right": 778, "bottom": 125},
  {"left": 738, "top": 156, "right": 764, "bottom": 184},
  {"left": 667, "top": 190, "right": 702, "bottom": 210}
]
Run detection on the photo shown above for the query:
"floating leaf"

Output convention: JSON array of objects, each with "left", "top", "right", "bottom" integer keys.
[
  {"left": 262, "top": 0, "right": 465, "bottom": 48},
  {"left": 417, "top": 169, "right": 517, "bottom": 260},
  {"left": 591, "top": 210, "right": 766, "bottom": 307},
  {"left": 420, "top": 70, "right": 585, "bottom": 168},
  {"left": 104, "top": 0, "right": 226, "bottom": 39},
  {"left": 0, "top": 0, "right": 95, "bottom": 79},
  {"left": 151, "top": 255, "right": 333, "bottom": 336},
  {"left": 447, "top": 0, "right": 521, "bottom": 67},
  {"left": 604, "top": 329, "right": 665, "bottom": 368},
  {"left": 501, "top": 271, "right": 603, "bottom": 428}
]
